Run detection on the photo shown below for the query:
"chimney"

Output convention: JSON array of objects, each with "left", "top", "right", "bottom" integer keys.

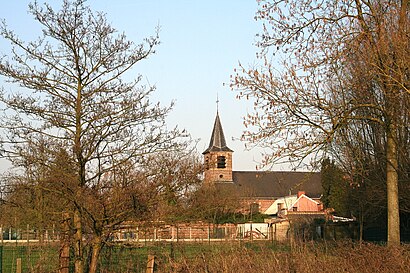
[{"left": 297, "top": 191, "right": 305, "bottom": 198}]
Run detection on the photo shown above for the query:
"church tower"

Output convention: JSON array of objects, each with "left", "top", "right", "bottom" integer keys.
[{"left": 203, "top": 111, "right": 233, "bottom": 183}]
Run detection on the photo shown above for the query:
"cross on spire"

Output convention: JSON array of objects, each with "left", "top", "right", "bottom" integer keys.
[{"left": 216, "top": 93, "right": 219, "bottom": 113}]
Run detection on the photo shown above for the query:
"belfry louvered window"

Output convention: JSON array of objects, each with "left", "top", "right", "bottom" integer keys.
[{"left": 217, "top": 156, "right": 226, "bottom": 168}]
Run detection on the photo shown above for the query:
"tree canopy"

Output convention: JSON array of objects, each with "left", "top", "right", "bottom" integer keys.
[{"left": 232, "top": 0, "right": 409, "bottom": 245}]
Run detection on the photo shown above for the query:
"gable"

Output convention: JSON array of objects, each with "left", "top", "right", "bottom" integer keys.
[
  {"left": 264, "top": 195, "right": 298, "bottom": 215},
  {"left": 290, "top": 195, "right": 321, "bottom": 212}
]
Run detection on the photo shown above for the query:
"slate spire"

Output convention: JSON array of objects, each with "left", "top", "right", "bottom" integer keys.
[{"left": 203, "top": 111, "right": 233, "bottom": 154}]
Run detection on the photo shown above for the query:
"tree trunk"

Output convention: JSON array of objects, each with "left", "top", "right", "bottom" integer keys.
[
  {"left": 386, "top": 124, "right": 400, "bottom": 246},
  {"left": 59, "top": 213, "right": 71, "bottom": 273},
  {"left": 73, "top": 209, "right": 84, "bottom": 273},
  {"left": 88, "top": 237, "right": 103, "bottom": 273},
  {"left": 359, "top": 209, "right": 363, "bottom": 244}
]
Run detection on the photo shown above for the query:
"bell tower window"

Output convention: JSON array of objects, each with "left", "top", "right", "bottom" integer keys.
[{"left": 217, "top": 156, "right": 226, "bottom": 169}]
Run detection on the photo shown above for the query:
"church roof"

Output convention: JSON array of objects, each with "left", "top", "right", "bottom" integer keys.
[
  {"left": 203, "top": 112, "right": 233, "bottom": 154},
  {"left": 229, "top": 171, "right": 322, "bottom": 198}
]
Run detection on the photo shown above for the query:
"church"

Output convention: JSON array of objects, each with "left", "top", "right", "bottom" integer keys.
[{"left": 202, "top": 111, "right": 323, "bottom": 213}]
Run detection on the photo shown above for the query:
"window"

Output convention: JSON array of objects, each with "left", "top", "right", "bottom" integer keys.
[{"left": 217, "top": 156, "right": 226, "bottom": 168}]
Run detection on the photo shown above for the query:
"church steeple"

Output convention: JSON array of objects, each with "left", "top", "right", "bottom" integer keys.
[
  {"left": 203, "top": 111, "right": 233, "bottom": 183},
  {"left": 203, "top": 111, "right": 233, "bottom": 154}
]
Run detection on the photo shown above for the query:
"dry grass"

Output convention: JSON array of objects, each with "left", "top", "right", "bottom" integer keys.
[{"left": 158, "top": 241, "right": 410, "bottom": 273}]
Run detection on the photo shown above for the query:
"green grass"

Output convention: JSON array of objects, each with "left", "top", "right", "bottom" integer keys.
[
  {"left": 1, "top": 245, "right": 59, "bottom": 273},
  {"left": 99, "top": 241, "right": 244, "bottom": 272}
]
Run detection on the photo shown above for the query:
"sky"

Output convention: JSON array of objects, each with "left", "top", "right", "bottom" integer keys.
[{"left": 0, "top": 0, "right": 273, "bottom": 171}]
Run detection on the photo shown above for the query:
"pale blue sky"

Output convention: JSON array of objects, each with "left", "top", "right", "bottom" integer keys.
[{"left": 0, "top": 0, "right": 269, "bottom": 170}]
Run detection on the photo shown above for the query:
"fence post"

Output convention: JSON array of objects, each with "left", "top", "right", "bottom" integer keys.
[
  {"left": 16, "top": 258, "right": 22, "bottom": 273},
  {"left": 176, "top": 225, "right": 179, "bottom": 243},
  {"left": 26, "top": 224, "right": 29, "bottom": 245},
  {"left": 0, "top": 245, "right": 3, "bottom": 273},
  {"left": 171, "top": 226, "right": 174, "bottom": 241},
  {"left": 207, "top": 223, "right": 210, "bottom": 244},
  {"left": 250, "top": 222, "right": 253, "bottom": 242},
  {"left": 146, "top": 255, "right": 155, "bottom": 273}
]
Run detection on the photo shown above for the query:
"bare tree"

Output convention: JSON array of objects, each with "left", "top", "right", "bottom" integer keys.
[
  {"left": 0, "top": 136, "right": 73, "bottom": 240},
  {"left": 143, "top": 150, "right": 203, "bottom": 223},
  {"left": 232, "top": 0, "right": 409, "bottom": 245},
  {"left": 0, "top": 1, "right": 184, "bottom": 272}
]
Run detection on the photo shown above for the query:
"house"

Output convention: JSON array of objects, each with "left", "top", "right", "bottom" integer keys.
[
  {"left": 264, "top": 195, "right": 298, "bottom": 215},
  {"left": 277, "top": 191, "right": 324, "bottom": 215},
  {"left": 202, "top": 111, "right": 322, "bottom": 213},
  {"left": 261, "top": 191, "right": 326, "bottom": 241}
]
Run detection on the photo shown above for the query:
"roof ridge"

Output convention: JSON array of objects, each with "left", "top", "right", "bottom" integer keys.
[{"left": 232, "top": 170, "right": 318, "bottom": 174}]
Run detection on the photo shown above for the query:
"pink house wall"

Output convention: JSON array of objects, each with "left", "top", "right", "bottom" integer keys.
[{"left": 292, "top": 196, "right": 322, "bottom": 212}]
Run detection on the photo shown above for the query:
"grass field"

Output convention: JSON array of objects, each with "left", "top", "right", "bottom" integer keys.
[
  {"left": 1, "top": 241, "right": 410, "bottom": 272},
  {"left": 0, "top": 244, "right": 58, "bottom": 273},
  {"left": 159, "top": 241, "right": 410, "bottom": 273}
]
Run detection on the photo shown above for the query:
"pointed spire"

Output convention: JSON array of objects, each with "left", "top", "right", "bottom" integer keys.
[{"left": 203, "top": 111, "right": 233, "bottom": 154}]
